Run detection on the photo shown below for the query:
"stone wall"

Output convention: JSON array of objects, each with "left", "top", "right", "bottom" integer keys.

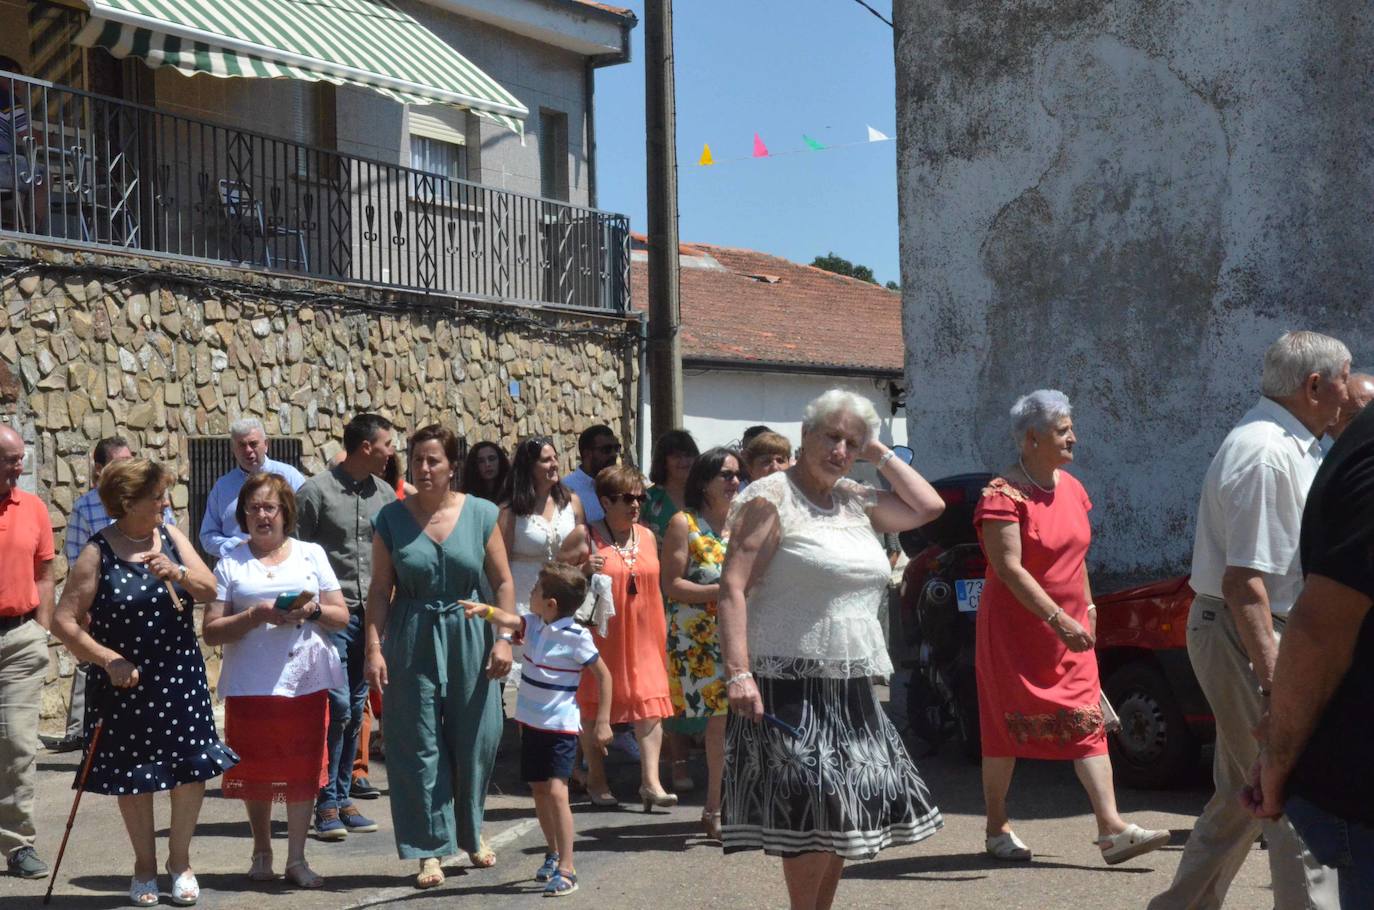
[
  {"left": 895, "top": 0, "right": 1374, "bottom": 584},
  {"left": 0, "top": 238, "right": 641, "bottom": 723}
]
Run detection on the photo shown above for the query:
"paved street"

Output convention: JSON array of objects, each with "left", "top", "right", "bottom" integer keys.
[{"left": 3, "top": 686, "right": 1272, "bottom": 909}]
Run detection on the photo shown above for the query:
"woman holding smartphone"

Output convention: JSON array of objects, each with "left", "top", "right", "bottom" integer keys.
[{"left": 203, "top": 472, "right": 350, "bottom": 889}]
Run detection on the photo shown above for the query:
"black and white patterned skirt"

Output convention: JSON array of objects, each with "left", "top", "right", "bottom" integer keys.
[{"left": 722, "top": 674, "right": 943, "bottom": 859}]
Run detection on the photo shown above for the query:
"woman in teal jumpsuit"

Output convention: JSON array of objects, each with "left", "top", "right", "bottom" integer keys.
[{"left": 364, "top": 425, "right": 517, "bottom": 889}]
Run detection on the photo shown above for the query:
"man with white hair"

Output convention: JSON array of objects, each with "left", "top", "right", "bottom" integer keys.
[
  {"left": 1150, "top": 331, "right": 1348, "bottom": 910},
  {"left": 0, "top": 424, "right": 54, "bottom": 878},
  {"left": 198, "top": 417, "right": 306, "bottom": 557}
]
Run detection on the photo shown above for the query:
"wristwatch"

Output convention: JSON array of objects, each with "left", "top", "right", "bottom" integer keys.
[
  {"left": 307, "top": 605, "right": 323, "bottom": 623},
  {"left": 497, "top": 631, "right": 514, "bottom": 643}
]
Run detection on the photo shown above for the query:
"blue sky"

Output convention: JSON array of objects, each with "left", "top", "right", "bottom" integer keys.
[{"left": 593, "top": 0, "right": 900, "bottom": 285}]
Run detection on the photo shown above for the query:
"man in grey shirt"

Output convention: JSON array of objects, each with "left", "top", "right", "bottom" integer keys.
[{"left": 296, "top": 414, "right": 396, "bottom": 841}]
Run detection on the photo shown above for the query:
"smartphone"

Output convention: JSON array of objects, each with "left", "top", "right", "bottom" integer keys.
[{"left": 273, "top": 591, "right": 313, "bottom": 611}]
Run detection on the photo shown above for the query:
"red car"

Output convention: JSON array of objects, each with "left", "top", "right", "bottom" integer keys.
[
  {"left": 893, "top": 473, "right": 1213, "bottom": 789},
  {"left": 1095, "top": 575, "right": 1214, "bottom": 789}
]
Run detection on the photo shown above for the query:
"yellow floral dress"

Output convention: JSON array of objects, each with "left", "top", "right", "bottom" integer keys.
[{"left": 667, "top": 510, "right": 729, "bottom": 718}]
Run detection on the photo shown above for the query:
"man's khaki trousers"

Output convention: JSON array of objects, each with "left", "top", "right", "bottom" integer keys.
[{"left": 1147, "top": 594, "right": 1337, "bottom": 910}]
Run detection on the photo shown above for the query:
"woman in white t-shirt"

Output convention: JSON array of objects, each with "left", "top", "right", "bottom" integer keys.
[{"left": 203, "top": 472, "right": 349, "bottom": 889}]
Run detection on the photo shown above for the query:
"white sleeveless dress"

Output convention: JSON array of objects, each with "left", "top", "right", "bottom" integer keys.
[{"left": 720, "top": 471, "right": 943, "bottom": 860}]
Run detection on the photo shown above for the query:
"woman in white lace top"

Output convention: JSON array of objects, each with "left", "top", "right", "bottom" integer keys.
[{"left": 718, "top": 390, "right": 946, "bottom": 910}]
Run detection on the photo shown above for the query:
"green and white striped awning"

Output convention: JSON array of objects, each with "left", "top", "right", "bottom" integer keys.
[{"left": 74, "top": 0, "right": 528, "bottom": 135}]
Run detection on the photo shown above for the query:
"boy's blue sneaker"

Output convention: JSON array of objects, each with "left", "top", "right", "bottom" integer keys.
[
  {"left": 535, "top": 852, "right": 560, "bottom": 883},
  {"left": 544, "top": 870, "right": 578, "bottom": 897},
  {"left": 339, "top": 805, "right": 378, "bottom": 833}
]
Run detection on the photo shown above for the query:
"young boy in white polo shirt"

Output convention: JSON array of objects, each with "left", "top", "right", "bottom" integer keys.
[{"left": 466, "top": 561, "right": 612, "bottom": 897}]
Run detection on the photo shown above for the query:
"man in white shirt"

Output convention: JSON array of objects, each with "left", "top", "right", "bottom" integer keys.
[
  {"left": 1150, "top": 331, "right": 1348, "bottom": 910},
  {"left": 561, "top": 425, "right": 620, "bottom": 524},
  {"left": 198, "top": 418, "right": 306, "bottom": 557}
]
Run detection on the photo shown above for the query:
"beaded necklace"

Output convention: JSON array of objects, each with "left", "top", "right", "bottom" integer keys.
[{"left": 601, "top": 520, "right": 640, "bottom": 595}]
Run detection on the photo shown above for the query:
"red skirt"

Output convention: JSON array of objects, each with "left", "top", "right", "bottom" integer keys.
[{"left": 221, "top": 691, "right": 328, "bottom": 802}]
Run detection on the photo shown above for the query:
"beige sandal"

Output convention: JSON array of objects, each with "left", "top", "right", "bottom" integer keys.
[
  {"left": 416, "top": 857, "right": 445, "bottom": 889},
  {"left": 284, "top": 860, "right": 324, "bottom": 889},
  {"left": 467, "top": 838, "right": 496, "bottom": 868},
  {"left": 248, "top": 850, "right": 277, "bottom": 881}
]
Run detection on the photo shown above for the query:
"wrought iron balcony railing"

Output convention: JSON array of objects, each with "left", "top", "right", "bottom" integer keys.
[{"left": 0, "top": 72, "right": 630, "bottom": 312}]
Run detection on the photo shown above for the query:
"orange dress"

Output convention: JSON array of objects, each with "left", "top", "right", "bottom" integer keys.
[
  {"left": 577, "top": 523, "right": 674, "bottom": 723},
  {"left": 973, "top": 473, "right": 1106, "bottom": 760}
]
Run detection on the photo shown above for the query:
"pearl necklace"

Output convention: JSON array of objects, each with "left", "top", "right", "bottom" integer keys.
[
  {"left": 111, "top": 523, "right": 155, "bottom": 547},
  {"left": 1017, "top": 458, "right": 1056, "bottom": 494}
]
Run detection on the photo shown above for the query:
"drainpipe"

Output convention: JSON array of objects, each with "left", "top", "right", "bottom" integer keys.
[{"left": 637, "top": 309, "right": 650, "bottom": 468}]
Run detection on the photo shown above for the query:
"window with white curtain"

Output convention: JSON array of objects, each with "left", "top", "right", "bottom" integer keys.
[{"left": 407, "top": 109, "right": 469, "bottom": 198}]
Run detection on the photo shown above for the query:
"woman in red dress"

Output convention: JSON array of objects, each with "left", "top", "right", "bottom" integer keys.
[{"left": 974, "top": 390, "right": 1168, "bottom": 866}]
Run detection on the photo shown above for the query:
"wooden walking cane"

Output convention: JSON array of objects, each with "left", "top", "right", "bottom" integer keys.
[{"left": 43, "top": 718, "right": 104, "bottom": 906}]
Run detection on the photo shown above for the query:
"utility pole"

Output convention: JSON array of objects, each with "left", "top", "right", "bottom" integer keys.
[{"left": 644, "top": 0, "right": 683, "bottom": 441}]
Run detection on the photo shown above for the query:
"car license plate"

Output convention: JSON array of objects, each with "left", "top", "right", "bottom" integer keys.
[{"left": 955, "top": 579, "right": 984, "bottom": 613}]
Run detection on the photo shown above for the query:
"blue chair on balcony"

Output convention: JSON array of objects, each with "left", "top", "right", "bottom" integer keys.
[{"left": 217, "top": 178, "right": 308, "bottom": 271}]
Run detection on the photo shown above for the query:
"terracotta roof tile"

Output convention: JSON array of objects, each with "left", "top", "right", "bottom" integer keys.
[
  {"left": 569, "top": 0, "right": 636, "bottom": 19},
  {"left": 630, "top": 237, "right": 903, "bottom": 374}
]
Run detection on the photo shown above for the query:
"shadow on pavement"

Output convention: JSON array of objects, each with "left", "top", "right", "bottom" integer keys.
[{"left": 845, "top": 851, "right": 1158, "bottom": 881}]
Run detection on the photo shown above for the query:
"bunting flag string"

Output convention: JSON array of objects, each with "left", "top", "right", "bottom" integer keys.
[{"left": 693, "top": 123, "right": 893, "bottom": 168}]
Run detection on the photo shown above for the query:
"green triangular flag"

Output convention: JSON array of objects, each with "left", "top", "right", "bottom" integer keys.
[{"left": 802, "top": 134, "right": 825, "bottom": 151}]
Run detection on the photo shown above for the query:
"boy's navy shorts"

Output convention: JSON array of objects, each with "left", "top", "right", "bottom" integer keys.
[{"left": 521, "top": 725, "right": 579, "bottom": 782}]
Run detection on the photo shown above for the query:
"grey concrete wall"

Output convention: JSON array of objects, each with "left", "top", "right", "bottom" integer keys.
[{"left": 895, "top": 0, "right": 1374, "bottom": 581}]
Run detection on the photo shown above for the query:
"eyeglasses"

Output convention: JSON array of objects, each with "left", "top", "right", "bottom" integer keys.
[
  {"left": 717, "top": 470, "right": 741, "bottom": 482},
  {"left": 606, "top": 493, "right": 647, "bottom": 505},
  {"left": 246, "top": 504, "right": 281, "bottom": 516}
]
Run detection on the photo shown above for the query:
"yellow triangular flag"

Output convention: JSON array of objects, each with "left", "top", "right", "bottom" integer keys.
[{"left": 699, "top": 143, "right": 714, "bottom": 166}]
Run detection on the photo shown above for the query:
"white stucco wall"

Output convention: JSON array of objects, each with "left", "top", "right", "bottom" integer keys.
[
  {"left": 895, "top": 0, "right": 1374, "bottom": 582},
  {"left": 639, "top": 368, "right": 908, "bottom": 484}
]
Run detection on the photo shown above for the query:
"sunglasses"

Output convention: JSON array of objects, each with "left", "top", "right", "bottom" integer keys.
[
  {"left": 605, "top": 493, "right": 647, "bottom": 505},
  {"left": 717, "top": 470, "right": 741, "bottom": 482},
  {"left": 596, "top": 443, "right": 623, "bottom": 454}
]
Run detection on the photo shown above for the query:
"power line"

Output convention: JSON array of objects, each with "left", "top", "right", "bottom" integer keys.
[{"left": 847, "top": 0, "right": 892, "bottom": 28}]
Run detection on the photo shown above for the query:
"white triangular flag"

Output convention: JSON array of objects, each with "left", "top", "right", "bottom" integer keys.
[{"left": 866, "top": 125, "right": 889, "bottom": 142}]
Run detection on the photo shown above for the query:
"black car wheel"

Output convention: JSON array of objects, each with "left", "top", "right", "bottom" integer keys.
[
  {"left": 952, "top": 664, "right": 982, "bottom": 763},
  {"left": 1105, "top": 661, "right": 1199, "bottom": 790},
  {"left": 905, "top": 673, "right": 944, "bottom": 757}
]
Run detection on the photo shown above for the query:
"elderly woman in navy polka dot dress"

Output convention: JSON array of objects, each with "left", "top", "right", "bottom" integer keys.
[{"left": 54, "top": 458, "right": 237, "bottom": 907}]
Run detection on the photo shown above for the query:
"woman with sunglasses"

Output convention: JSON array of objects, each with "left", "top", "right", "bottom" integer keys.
[
  {"left": 577, "top": 464, "right": 677, "bottom": 809},
  {"left": 661, "top": 447, "right": 742, "bottom": 839}
]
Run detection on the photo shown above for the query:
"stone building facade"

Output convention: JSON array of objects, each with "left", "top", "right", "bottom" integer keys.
[{"left": 1, "top": 238, "right": 640, "bottom": 720}]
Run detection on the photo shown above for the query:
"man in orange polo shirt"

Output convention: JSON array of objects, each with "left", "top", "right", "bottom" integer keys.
[{"left": 0, "top": 425, "right": 53, "bottom": 879}]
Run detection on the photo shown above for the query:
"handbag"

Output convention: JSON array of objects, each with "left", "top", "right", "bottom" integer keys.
[{"left": 1100, "top": 690, "right": 1122, "bottom": 733}]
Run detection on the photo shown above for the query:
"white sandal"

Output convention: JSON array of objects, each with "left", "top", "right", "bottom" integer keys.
[
  {"left": 165, "top": 863, "right": 199, "bottom": 906},
  {"left": 128, "top": 876, "right": 159, "bottom": 906},
  {"left": 985, "top": 830, "right": 1033, "bottom": 861},
  {"left": 1096, "top": 823, "right": 1169, "bottom": 865}
]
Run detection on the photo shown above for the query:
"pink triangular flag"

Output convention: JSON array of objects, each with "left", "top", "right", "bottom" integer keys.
[{"left": 752, "top": 133, "right": 769, "bottom": 158}]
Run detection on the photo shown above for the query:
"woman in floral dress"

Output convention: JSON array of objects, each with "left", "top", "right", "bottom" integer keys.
[{"left": 662, "top": 447, "right": 741, "bottom": 839}]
